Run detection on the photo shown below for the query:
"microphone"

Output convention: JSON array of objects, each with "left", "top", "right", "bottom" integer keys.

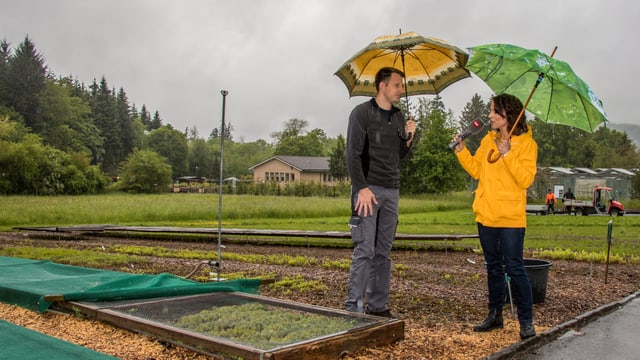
[{"left": 448, "top": 119, "right": 486, "bottom": 150}]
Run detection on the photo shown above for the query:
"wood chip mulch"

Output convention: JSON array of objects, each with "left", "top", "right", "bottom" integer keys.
[{"left": 1, "top": 232, "right": 638, "bottom": 359}]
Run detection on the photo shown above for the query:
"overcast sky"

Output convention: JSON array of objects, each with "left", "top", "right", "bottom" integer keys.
[{"left": 1, "top": 0, "right": 638, "bottom": 142}]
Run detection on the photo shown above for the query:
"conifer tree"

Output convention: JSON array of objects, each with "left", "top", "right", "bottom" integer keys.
[
  {"left": 89, "top": 77, "right": 121, "bottom": 174},
  {"left": 150, "top": 110, "right": 162, "bottom": 130},
  {"left": 116, "top": 87, "right": 137, "bottom": 158},
  {"left": 328, "top": 134, "right": 347, "bottom": 181},
  {"left": 3, "top": 36, "right": 47, "bottom": 131},
  {"left": 139, "top": 104, "right": 151, "bottom": 130},
  {"left": 0, "top": 39, "right": 12, "bottom": 104}
]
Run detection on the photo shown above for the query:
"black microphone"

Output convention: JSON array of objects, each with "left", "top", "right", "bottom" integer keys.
[{"left": 448, "top": 119, "right": 486, "bottom": 150}]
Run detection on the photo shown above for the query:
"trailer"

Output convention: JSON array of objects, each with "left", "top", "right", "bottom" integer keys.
[
  {"left": 526, "top": 204, "right": 551, "bottom": 215},
  {"left": 563, "top": 186, "right": 625, "bottom": 216}
]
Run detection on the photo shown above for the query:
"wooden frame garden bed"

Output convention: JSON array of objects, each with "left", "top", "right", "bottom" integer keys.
[{"left": 55, "top": 292, "right": 404, "bottom": 359}]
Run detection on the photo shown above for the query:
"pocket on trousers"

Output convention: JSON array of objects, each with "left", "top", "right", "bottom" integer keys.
[{"left": 349, "top": 215, "right": 364, "bottom": 244}]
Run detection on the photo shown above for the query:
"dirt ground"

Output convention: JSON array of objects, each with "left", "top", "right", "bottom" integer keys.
[{"left": 1, "top": 231, "right": 639, "bottom": 360}]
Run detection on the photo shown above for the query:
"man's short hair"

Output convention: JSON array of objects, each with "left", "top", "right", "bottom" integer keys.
[{"left": 375, "top": 67, "right": 405, "bottom": 92}]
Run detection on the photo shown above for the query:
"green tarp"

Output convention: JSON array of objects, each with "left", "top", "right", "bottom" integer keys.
[
  {"left": 0, "top": 319, "right": 120, "bottom": 360},
  {"left": 0, "top": 256, "right": 261, "bottom": 312}
]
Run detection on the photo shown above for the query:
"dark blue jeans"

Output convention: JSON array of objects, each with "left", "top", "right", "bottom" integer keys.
[{"left": 477, "top": 223, "right": 533, "bottom": 325}]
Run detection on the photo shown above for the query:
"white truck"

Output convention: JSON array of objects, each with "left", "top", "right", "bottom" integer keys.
[{"left": 563, "top": 186, "right": 625, "bottom": 216}]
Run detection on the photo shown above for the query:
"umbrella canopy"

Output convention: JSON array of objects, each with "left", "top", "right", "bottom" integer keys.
[
  {"left": 466, "top": 43, "right": 608, "bottom": 133},
  {"left": 335, "top": 31, "right": 471, "bottom": 98}
]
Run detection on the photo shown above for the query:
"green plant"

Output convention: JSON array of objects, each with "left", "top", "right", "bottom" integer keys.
[
  {"left": 321, "top": 259, "right": 351, "bottom": 271},
  {"left": 269, "top": 275, "right": 327, "bottom": 294},
  {"left": 394, "top": 263, "right": 409, "bottom": 277},
  {"left": 0, "top": 246, "right": 141, "bottom": 267},
  {"left": 172, "top": 302, "right": 358, "bottom": 350},
  {"left": 532, "top": 248, "right": 637, "bottom": 264}
]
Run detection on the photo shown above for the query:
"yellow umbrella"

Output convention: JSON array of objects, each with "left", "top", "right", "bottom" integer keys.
[{"left": 335, "top": 31, "right": 471, "bottom": 101}]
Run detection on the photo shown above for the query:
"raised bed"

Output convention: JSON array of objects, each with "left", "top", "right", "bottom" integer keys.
[{"left": 56, "top": 292, "right": 404, "bottom": 359}]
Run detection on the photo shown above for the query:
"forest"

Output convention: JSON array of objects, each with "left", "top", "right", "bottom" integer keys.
[{"left": 1, "top": 36, "right": 639, "bottom": 196}]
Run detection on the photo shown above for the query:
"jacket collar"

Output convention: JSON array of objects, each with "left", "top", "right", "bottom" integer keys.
[
  {"left": 369, "top": 98, "right": 400, "bottom": 114},
  {"left": 490, "top": 125, "right": 534, "bottom": 140}
]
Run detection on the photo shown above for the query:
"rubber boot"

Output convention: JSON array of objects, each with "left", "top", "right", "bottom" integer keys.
[{"left": 473, "top": 308, "right": 503, "bottom": 332}]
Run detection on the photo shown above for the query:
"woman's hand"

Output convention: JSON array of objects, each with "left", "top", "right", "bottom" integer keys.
[
  {"left": 453, "top": 133, "right": 465, "bottom": 153},
  {"left": 497, "top": 137, "right": 511, "bottom": 156}
]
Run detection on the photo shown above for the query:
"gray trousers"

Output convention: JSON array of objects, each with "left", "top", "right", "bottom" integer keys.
[{"left": 345, "top": 185, "right": 399, "bottom": 313}]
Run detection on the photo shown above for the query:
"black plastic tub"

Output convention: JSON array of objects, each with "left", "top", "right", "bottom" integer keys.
[{"left": 524, "top": 258, "right": 552, "bottom": 304}]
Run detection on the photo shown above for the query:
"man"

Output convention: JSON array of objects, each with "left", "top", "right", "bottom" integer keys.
[
  {"left": 344, "top": 67, "right": 417, "bottom": 318},
  {"left": 562, "top": 187, "right": 575, "bottom": 213},
  {"left": 563, "top": 188, "right": 575, "bottom": 201},
  {"left": 545, "top": 189, "right": 556, "bottom": 214}
]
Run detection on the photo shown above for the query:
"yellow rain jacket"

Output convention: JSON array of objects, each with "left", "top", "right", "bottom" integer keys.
[{"left": 456, "top": 127, "right": 538, "bottom": 228}]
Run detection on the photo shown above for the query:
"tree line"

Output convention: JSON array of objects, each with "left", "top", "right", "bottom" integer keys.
[{"left": 1, "top": 36, "right": 639, "bottom": 196}]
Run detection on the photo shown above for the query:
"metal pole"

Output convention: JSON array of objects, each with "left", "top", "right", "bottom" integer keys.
[
  {"left": 217, "top": 90, "right": 228, "bottom": 281},
  {"left": 505, "top": 272, "right": 515, "bottom": 319},
  {"left": 605, "top": 220, "right": 613, "bottom": 284}
]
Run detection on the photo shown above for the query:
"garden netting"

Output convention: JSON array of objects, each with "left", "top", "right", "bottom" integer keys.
[
  {"left": 0, "top": 319, "right": 120, "bottom": 360},
  {"left": 0, "top": 256, "right": 261, "bottom": 313}
]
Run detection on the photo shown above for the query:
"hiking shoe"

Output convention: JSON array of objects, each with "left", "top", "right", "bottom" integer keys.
[{"left": 520, "top": 322, "right": 536, "bottom": 339}]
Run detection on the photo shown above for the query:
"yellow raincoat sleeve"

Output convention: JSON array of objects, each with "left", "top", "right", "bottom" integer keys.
[{"left": 455, "top": 128, "right": 538, "bottom": 228}]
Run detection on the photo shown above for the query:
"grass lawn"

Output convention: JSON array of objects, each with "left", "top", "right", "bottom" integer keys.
[{"left": 1, "top": 193, "right": 639, "bottom": 263}]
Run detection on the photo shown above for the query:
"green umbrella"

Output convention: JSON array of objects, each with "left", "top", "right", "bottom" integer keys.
[{"left": 466, "top": 43, "right": 608, "bottom": 134}]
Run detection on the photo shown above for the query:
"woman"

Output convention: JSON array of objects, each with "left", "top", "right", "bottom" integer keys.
[{"left": 453, "top": 93, "right": 538, "bottom": 340}]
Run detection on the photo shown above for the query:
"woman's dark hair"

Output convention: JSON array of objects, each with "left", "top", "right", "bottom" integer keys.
[
  {"left": 375, "top": 67, "right": 405, "bottom": 92},
  {"left": 492, "top": 93, "right": 528, "bottom": 135}
]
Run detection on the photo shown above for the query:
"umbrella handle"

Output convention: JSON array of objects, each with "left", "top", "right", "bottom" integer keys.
[
  {"left": 487, "top": 149, "right": 501, "bottom": 163},
  {"left": 398, "top": 129, "right": 412, "bottom": 141}
]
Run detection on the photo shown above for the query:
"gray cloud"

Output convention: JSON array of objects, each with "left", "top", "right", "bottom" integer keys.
[{"left": 1, "top": 0, "right": 638, "bottom": 141}]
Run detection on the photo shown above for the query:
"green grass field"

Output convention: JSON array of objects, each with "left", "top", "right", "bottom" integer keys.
[{"left": 1, "top": 193, "right": 639, "bottom": 263}]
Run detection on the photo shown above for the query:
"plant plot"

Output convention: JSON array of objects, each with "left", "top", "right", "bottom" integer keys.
[
  {"left": 80, "top": 291, "right": 400, "bottom": 359},
  {"left": 172, "top": 302, "right": 361, "bottom": 350}
]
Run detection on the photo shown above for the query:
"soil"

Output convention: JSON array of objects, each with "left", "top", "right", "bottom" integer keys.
[{"left": 1, "top": 231, "right": 639, "bottom": 360}]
